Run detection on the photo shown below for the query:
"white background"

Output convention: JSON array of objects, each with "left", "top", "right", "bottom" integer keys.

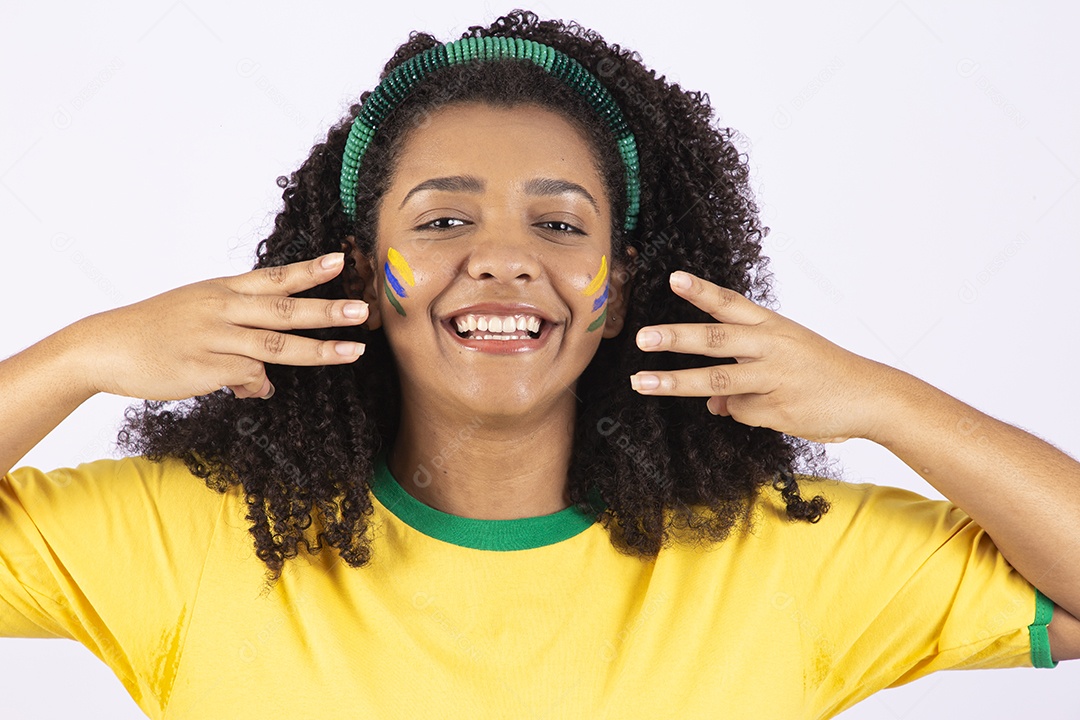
[{"left": 2, "top": 1, "right": 1078, "bottom": 717}]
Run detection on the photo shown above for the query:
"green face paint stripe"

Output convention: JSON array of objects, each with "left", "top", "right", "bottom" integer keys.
[
  {"left": 384, "top": 280, "right": 406, "bottom": 317},
  {"left": 586, "top": 307, "right": 607, "bottom": 333}
]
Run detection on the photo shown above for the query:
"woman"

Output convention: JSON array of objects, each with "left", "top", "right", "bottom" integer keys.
[{"left": 1, "top": 9, "right": 1077, "bottom": 718}]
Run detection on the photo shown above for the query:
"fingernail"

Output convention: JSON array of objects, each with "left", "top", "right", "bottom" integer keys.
[
  {"left": 631, "top": 373, "right": 660, "bottom": 390},
  {"left": 336, "top": 342, "right": 363, "bottom": 356},
  {"left": 670, "top": 271, "right": 691, "bottom": 290},
  {"left": 321, "top": 252, "right": 344, "bottom": 269},
  {"left": 261, "top": 383, "right": 275, "bottom": 400},
  {"left": 636, "top": 330, "right": 662, "bottom": 348},
  {"left": 343, "top": 302, "right": 367, "bottom": 318}
]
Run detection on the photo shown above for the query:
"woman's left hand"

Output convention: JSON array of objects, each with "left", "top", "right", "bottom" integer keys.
[{"left": 629, "top": 270, "right": 901, "bottom": 444}]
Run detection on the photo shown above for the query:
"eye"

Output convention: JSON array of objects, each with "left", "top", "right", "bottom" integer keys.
[
  {"left": 538, "top": 220, "right": 583, "bottom": 235},
  {"left": 416, "top": 217, "right": 469, "bottom": 231},
  {"left": 415, "top": 218, "right": 584, "bottom": 235}
]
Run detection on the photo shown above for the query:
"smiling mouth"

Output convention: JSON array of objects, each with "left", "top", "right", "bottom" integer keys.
[
  {"left": 448, "top": 313, "right": 546, "bottom": 341},
  {"left": 441, "top": 316, "right": 553, "bottom": 352}
]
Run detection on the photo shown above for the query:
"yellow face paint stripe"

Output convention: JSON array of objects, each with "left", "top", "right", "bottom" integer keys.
[
  {"left": 582, "top": 255, "right": 607, "bottom": 296},
  {"left": 387, "top": 247, "right": 416, "bottom": 286}
]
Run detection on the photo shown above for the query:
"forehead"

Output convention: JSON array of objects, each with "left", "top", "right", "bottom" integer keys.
[{"left": 390, "top": 102, "right": 606, "bottom": 191}]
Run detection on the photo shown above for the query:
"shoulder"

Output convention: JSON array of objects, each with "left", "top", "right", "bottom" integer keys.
[
  {"left": 748, "top": 474, "right": 974, "bottom": 546},
  {"left": 4, "top": 454, "right": 230, "bottom": 521}
]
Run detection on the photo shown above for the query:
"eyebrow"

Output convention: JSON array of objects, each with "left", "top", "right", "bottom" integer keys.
[{"left": 397, "top": 174, "right": 600, "bottom": 215}]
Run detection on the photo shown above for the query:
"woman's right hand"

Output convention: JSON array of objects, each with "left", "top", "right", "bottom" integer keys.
[{"left": 68, "top": 252, "right": 367, "bottom": 401}]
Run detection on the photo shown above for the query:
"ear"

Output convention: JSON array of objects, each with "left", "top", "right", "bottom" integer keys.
[
  {"left": 341, "top": 235, "right": 383, "bottom": 330},
  {"left": 602, "top": 244, "right": 638, "bottom": 339}
]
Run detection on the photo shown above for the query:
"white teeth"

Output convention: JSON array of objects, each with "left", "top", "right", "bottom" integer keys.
[{"left": 450, "top": 313, "right": 547, "bottom": 342}]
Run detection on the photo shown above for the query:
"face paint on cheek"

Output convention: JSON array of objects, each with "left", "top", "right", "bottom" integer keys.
[
  {"left": 581, "top": 255, "right": 609, "bottom": 333},
  {"left": 383, "top": 246, "right": 416, "bottom": 318}
]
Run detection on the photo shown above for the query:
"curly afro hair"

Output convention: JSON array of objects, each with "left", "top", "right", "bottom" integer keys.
[{"left": 117, "top": 9, "right": 835, "bottom": 591}]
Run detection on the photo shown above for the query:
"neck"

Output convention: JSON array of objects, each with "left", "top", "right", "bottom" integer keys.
[{"left": 387, "top": 393, "right": 576, "bottom": 520}]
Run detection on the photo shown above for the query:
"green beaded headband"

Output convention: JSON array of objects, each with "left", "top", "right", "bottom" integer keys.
[{"left": 339, "top": 36, "right": 641, "bottom": 232}]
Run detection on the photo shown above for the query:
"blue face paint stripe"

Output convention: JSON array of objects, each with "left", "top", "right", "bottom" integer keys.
[
  {"left": 592, "top": 283, "right": 609, "bottom": 312},
  {"left": 384, "top": 261, "right": 407, "bottom": 298}
]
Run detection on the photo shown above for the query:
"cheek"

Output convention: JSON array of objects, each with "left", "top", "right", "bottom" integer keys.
[
  {"left": 581, "top": 254, "right": 609, "bottom": 333},
  {"left": 383, "top": 246, "right": 417, "bottom": 317}
]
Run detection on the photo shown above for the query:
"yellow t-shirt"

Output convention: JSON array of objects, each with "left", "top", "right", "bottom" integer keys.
[{"left": 0, "top": 453, "right": 1055, "bottom": 718}]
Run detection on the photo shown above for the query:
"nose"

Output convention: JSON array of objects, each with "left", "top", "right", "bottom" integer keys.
[{"left": 465, "top": 231, "right": 543, "bottom": 282}]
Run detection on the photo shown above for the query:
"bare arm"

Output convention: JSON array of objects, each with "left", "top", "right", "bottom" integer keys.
[
  {"left": 871, "top": 369, "right": 1080, "bottom": 659},
  {"left": 0, "top": 252, "right": 367, "bottom": 478},
  {"left": 1049, "top": 603, "right": 1080, "bottom": 663},
  {"left": 0, "top": 323, "right": 98, "bottom": 477}
]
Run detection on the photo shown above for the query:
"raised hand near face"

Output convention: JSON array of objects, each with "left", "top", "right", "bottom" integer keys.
[
  {"left": 629, "top": 270, "right": 899, "bottom": 444},
  {"left": 68, "top": 252, "right": 368, "bottom": 402}
]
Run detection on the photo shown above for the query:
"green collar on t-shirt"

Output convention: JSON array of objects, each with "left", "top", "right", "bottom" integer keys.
[{"left": 369, "top": 450, "right": 607, "bottom": 551}]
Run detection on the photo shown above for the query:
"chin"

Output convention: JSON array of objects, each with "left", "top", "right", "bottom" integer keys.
[{"left": 456, "top": 385, "right": 577, "bottom": 421}]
